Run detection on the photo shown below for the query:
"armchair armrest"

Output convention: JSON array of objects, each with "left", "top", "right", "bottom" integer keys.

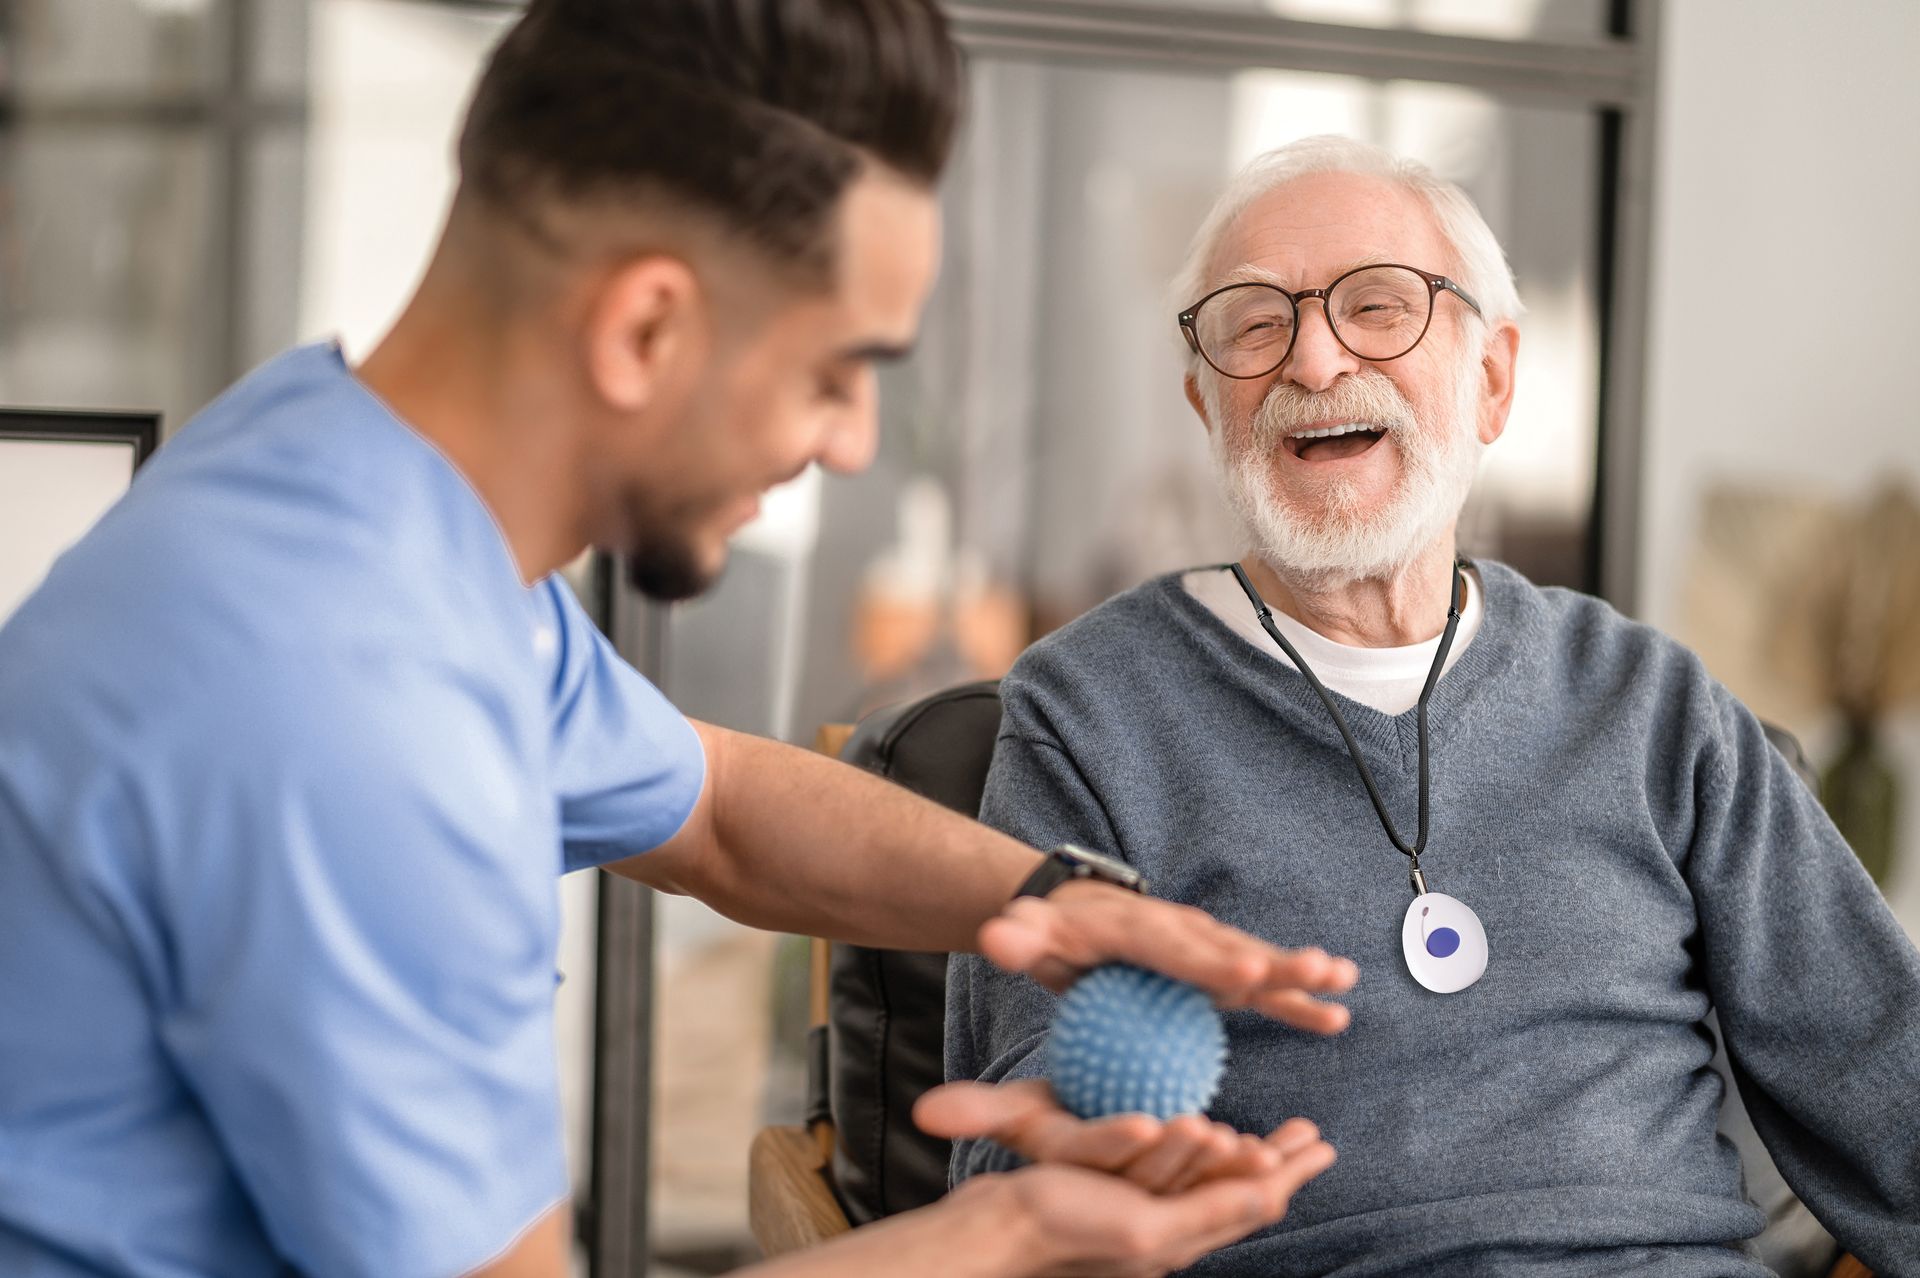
[{"left": 748, "top": 1124, "right": 853, "bottom": 1258}]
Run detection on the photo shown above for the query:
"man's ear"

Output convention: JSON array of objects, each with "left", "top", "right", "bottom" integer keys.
[
  {"left": 585, "top": 255, "right": 705, "bottom": 413},
  {"left": 1184, "top": 372, "right": 1214, "bottom": 435},
  {"left": 1476, "top": 320, "right": 1520, "bottom": 446}
]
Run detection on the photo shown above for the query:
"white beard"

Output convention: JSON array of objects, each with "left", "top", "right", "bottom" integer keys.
[{"left": 1205, "top": 356, "right": 1484, "bottom": 581}]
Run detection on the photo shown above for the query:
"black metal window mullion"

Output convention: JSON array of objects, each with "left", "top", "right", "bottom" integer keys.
[{"left": 0, "top": 0, "right": 309, "bottom": 423}]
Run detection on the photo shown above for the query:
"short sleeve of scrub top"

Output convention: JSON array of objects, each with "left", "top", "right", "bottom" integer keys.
[{"left": 536, "top": 576, "right": 708, "bottom": 872}]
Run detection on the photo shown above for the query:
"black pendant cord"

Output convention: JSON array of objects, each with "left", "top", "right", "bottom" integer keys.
[{"left": 1226, "top": 559, "right": 1464, "bottom": 885}]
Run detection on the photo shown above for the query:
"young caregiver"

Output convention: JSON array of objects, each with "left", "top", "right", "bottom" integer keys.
[{"left": 0, "top": 2, "right": 1356, "bottom": 1275}]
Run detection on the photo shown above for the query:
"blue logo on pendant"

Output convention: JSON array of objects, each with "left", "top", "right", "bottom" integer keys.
[{"left": 1420, "top": 906, "right": 1461, "bottom": 958}]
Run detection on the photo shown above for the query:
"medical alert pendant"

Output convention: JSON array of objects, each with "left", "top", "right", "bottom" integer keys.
[
  {"left": 1401, "top": 891, "right": 1488, "bottom": 993},
  {"left": 1227, "top": 561, "right": 1482, "bottom": 992}
]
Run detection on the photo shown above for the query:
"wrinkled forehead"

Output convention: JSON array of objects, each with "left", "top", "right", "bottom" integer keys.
[{"left": 1206, "top": 170, "right": 1452, "bottom": 293}]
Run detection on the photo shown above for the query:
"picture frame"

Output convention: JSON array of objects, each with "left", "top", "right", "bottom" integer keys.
[{"left": 0, "top": 408, "right": 162, "bottom": 625}]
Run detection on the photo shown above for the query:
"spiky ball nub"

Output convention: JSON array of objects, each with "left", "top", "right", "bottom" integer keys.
[{"left": 1047, "top": 964, "right": 1228, "bottom": 1120}]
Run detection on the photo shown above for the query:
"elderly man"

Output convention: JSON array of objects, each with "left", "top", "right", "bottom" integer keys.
[{"left": 946, "top": 135, "right": 1920, "bottom": 1276}]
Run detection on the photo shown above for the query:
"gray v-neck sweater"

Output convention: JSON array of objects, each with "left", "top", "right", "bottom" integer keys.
[{"left": 946, "top": 561, "right": 1920, "bottom": 1277}]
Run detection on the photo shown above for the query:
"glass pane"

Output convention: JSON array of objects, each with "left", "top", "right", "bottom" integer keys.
[
  {"left": 0, "top": 128, "right": 218, "bottom": 431},
  {"left": 1260, "top": 0, "right": 1609, "bottom": 41},
  {"left": 3, "top": 0, "right": 217, "bottom": 99},
  {"left": 1089, "top": 0, "right": 1612, "bottom": 42},
  {"left": 243, "top": 125, "right": 308, "bottom": 371},
  {"left": 648, "top": 481, "right": 824, "bottom": 1271},
  {"left": 300, "top": 0, "right": 513, "bottom": 356},
  {"left": 251, "top": 0, "right": 312, "bottom": 97},
  {"left": 749, "top": 56, "right": 1604, "bottom": 752}
]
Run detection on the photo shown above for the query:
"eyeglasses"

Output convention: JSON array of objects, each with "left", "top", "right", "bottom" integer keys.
[{"left": 1177, "top": 263, "right": 1482, "bottom": 380}]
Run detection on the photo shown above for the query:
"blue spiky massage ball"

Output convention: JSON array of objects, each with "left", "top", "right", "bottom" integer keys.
[{"left": 1047, "top": 964, "right": 1228, "bottom": 1120}]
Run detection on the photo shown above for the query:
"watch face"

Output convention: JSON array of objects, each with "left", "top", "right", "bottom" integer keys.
[{"left": 1060, "top": 845, "right": 1142, "bottom": 888}]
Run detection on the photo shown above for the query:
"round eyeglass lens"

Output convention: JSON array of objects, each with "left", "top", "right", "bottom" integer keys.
[
  {"left": 1193, "top": 285, "right": 1296, "bottom": 378},
  {"left": 1327, "top": 266, "right": 1433, "bottom": 361}
]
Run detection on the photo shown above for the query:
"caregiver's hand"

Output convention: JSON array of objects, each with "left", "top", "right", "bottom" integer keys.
[{"left": 980, "top": 880, "right": 1358, "bottom": 1033}]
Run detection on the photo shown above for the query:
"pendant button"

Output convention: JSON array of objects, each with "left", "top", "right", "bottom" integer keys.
[{"left": 1401, "top": 892, "right": 1488, "bottom": 993}]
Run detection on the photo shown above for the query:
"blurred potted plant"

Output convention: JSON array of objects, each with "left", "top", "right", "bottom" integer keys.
[
  {"left": 1688, "top": 483, "right": 1920, "bottom": 885},
  {"left": 1813, "top": 487, "right": 1920, "bottom": 884}
]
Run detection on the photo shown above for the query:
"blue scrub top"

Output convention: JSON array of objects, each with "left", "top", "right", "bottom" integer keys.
[{"left": 0, "top": 343, "right": 707, "bottom": 1277}]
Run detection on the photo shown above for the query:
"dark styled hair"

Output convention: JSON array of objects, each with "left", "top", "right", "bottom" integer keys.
[{"left": 457, "top": 0, "right": 964, "bottom": 281}]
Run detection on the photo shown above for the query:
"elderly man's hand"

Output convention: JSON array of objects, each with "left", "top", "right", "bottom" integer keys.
[
  {"left": 980, "top": 880, "right": 1358, "bottom": 1033},
  {"left": 915, "top": 1079, "right": 1327, "bottom": 1197},
  {"left": 987, "top": 1157, "right": 1333, "bottom": 1277},
  {"left": 926, "top": 1084, "right": 1336, "bottom": 1278}
]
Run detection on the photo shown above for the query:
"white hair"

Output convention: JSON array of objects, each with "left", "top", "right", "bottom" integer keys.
[{"left": 1172, "top": 135, "right": 1522, "bottom": 375}]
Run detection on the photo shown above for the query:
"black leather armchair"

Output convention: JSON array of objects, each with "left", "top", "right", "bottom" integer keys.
[{"left": 747, "top": 685, "right": 994, "bottom": 1253}]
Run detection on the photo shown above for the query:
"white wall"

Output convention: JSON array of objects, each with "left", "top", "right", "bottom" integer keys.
[{"left": 1643, "top": 0, "right": 1920, "bottom": 933}]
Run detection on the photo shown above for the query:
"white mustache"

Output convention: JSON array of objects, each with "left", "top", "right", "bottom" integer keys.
[{"left": 1248, "top": 370, "right": 1419, "bottom": 449}]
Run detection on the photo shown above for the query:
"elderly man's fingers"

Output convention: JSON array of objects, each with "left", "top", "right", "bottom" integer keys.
[
  {"left": 1022, "top": 1113, "right": 1169, "bottom": 1173},
  {"left": 1261, "top": 1136, "right": 1338, "bottom": 1202},
  {"left": 911, "top": 1080, "right": 1166, "bottom": 1173},
  {"left": 1152, "top": 1136, "right": 1336, "bottom": 1266},
  {"left": 1122, "top": 1138, "right": 1337, "bottom": 1267},
  {"left": 911, "top": 1079, "right": 1053, "bottom": 1139},
  {"left": 1264, "top": 1117, "right": 1323, "bottom": 1157},
  {"left": 1116, "top": 1115, "right": 1220, "bottom": 1193},
  {"left": 1166, "top": 1131, "right": 1281, "bottom": 1194},
  {"left": 1167, "top": 1136, "right": 1336, "bottom": 1258}
]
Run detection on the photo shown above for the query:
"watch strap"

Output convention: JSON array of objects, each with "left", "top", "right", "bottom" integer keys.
[{"left": 1013, "top": 853, "right": 1077, "bottom": 900}]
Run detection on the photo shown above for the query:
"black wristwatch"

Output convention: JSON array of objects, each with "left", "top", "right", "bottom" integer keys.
[{"left": 1013, "top": 843, "right": 1147, "bottom": 899}]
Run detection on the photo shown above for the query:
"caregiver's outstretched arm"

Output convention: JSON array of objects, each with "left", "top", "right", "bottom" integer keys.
[{"left": 614, "top": 719, "right": 1358, "bottom": 1027}]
